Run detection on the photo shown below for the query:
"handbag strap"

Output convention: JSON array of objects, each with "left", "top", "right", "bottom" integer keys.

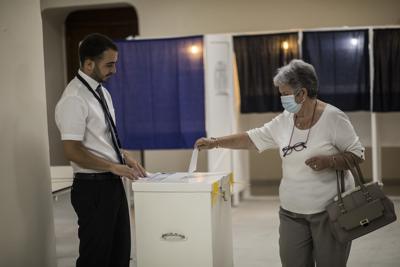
[
  {"left": 335, "top": 153, "right": 372, "bottom": 210},
  {"left": 336, "top": 170, "right": 345, "bottom": 194},
  {"left": 335, "top": 170, "right": 346, "bottom": 205},
  {"left": 342, "top": 153, "right": 367, "bottom": 187}
]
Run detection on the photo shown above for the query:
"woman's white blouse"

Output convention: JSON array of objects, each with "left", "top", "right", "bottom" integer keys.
[{"left": 247, "top": 104, "right": 365, "bottom": 214}]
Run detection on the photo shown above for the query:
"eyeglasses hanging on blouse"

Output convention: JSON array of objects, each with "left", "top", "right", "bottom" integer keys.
[{"left": 282, "top": 100, "right": 317, "bottom": 157}]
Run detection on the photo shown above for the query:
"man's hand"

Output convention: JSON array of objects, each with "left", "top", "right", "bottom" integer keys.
[
  {"left": 121, "top": 150, "right": 147, "bottom": 179},
  {"left": 109, "top": 164, "right": 144, "bottom": 180},
  {"left": 62, "top": 141, "right": 147, "bottom": 179},
  {"left": 305, "top": 155, "right": 332, "bottom": 171}
]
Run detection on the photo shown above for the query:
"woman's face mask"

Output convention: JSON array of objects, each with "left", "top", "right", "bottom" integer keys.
[{"left": 280, "top": 93, "right": 304, "bottom": 113}]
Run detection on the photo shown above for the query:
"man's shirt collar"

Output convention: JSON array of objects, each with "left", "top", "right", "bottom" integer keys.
[{"left": 78, "top": 69, "right": 101, "bottom": 91}]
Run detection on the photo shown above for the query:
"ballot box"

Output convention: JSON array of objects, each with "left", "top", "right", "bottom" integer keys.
[{"left": 132, "top": 172, "right": 234, "bottom": 267}]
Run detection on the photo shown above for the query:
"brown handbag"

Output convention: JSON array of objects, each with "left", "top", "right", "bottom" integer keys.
[{"left": 325, "top": 154, "right": 397, "bottom": 243}]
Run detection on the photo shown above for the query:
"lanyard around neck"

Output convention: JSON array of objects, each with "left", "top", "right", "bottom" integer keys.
[
  {"left": 76, "top": 73, "right": 118, "bottom": 134},
  {"left": 76, "top": 73, "right": 124, "bottom": 164}
]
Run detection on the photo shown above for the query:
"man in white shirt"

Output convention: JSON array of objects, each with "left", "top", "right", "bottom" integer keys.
[{"left": 55, "top": 33, "right": 145, "bottom": 267}]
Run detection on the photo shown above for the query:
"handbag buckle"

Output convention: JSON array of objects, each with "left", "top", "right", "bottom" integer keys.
[
  {"left": 360, "top": 218, "right": 369, "bottom": 227},
  {"left": 363, "top": 191, "right": 373, "bottom": 202},
  {"left": 338, "top": 202, "right": 347, "bottom": 214}
]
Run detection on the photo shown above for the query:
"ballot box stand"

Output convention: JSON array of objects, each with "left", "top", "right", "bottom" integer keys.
[{"left": 132, "top": 172, "right": 234, "bottom": 267}]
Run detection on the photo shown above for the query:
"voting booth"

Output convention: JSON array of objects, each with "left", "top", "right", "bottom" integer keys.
[
  {"left": 106, "top": 34, "right": 250, "bottom": 207},
  {"left": 132, "top": 172, "right": 234, "bottom": 267}
]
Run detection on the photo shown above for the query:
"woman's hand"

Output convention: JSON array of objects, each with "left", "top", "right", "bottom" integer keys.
[
  {"left": 195, "top": 133, "right": 254, "bottom": 150},
  {"left": 305, "top": 155, "right": 333, "bottom": 171},
  {"left": 195, "top": 137, "right": 219, "bottom": 150}
]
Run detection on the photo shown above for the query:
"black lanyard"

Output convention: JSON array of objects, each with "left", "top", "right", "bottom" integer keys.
[{"left": 76, "top": 73, "right": 124, "bottom": 164}]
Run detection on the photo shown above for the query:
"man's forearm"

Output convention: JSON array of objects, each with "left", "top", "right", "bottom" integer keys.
[{"left": 63, "top": 141, "right": 116, "bottom": 172}]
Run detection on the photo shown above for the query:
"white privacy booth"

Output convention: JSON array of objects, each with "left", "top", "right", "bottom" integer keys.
[
  {"left": 132, "top": 172, "right": 233, "bottom": 267},
  {"left": 204, "top": 34, "right": 250, "bottom": 205}
]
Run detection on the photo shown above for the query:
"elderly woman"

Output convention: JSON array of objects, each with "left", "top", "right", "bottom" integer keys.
[{"left": 195, "top": 59, "right": 364, "bottom": 267}]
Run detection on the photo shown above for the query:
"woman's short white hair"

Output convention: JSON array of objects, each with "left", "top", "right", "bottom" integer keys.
[{"left": 273, "top": 59, "right": 319, "bottom": 97}]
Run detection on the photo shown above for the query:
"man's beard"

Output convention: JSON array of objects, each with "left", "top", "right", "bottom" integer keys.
[{"left": 91, "top": 67, "right": 111, "bottom": 83}]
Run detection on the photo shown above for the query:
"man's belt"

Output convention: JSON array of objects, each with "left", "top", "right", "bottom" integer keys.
[{"left": 74, "top": 172, "right": 120, "bottom": 180}]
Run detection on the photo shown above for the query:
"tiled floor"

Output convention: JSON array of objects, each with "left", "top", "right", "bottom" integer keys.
[
  {"left": 232, "top": 196, "right": 400, "bottom": 267},
  {"left": 54, "top": 190, "right": 400, "bottom": 267}
]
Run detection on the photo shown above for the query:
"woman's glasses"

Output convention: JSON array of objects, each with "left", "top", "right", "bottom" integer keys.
[
  {"left": 282, "top": 100, "right": 317, "bottom": 157},
  {"left": 282, "top": 142, "right": 307, "bottom": 157}
]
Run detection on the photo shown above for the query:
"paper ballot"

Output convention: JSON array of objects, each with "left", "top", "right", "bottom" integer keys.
[
  {"left": 188, "top": 148, "right": 199, "bottom": 173},
  {"left": 139, "top": 149, "right": 198, "bottom": 182},
  {"left": 144, "top": 172, "right": 186, "bottom": 182}
]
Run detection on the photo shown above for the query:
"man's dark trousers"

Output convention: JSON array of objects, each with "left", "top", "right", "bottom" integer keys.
[{"left": 71, "top": 173, "right": 131, "bottom": 267}]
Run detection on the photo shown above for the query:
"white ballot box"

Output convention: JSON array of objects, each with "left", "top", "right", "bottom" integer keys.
[{"left": 132, "top": 172, "right": 234, "bottom": 267}]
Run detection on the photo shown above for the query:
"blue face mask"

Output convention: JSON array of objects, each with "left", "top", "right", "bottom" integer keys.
[{"left": 281, "top": 95, "right": 302, "bottom": 113}]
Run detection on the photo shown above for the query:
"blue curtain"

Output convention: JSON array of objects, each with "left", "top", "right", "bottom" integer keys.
[
  {"left": 106, "top": 36, "right": 205, "bottom": 149},
  {"left": 302, "top": 30, "right": 370, "bottom": 111},
  {"left": 373, "top": 29, "right": 400, "bottom": 112}
]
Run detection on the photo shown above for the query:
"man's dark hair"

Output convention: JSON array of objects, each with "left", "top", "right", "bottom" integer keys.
[{"left": 79, "top": 33, "right": 118, "bottom": 66}]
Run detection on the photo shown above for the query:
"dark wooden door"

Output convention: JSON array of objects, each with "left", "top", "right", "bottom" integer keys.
[{"left": 65, "top": 7, "right": 139, "bottom": 82}]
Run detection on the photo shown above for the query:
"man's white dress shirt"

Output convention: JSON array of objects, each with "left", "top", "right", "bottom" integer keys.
[{"left": 55, "top": 70, "right": 119, "bottom": 173}]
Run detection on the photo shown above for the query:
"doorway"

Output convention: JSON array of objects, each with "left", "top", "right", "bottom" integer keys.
[{"left": 65, "top": 7, "right": 139, "bottom": 82}]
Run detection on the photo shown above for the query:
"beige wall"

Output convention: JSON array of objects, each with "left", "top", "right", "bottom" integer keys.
[
  {"left": 382, "top": 147, "right": 400, "bottom": 179},
  {"left": 41, "top": 0, "right": 400, "bottom": 179},
  {"left": 133, "top": 0, "right": 400, "bottom": 37},
  {"left": 0, "top": 0, "right": 56, "bottom": 266},
  {"left": 250, "top": 147, "right": 374, "bottom": 181},
  {"left": 41, "top": 0, "right": 400, "bottom": 37},
  {"left": 145, "top": 149, "right": 208, "bottom": 173},
  {"left": 42, "top": 8, "right": 69, "bottom": 165}
]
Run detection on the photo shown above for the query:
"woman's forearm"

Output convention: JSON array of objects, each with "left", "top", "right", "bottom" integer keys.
[
  {"left": 214, "top": 133, "right": 256, "bottom": 149},
  {"left": 330, "top": 152, "right": 364, "bottom": 170},
  {"left": 195, "top": 133, "right": 256, "bottom": 150}
]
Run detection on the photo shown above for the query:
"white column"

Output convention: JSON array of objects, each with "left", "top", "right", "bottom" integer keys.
[
  {"left": 371, "top": 113, "right": 382, "bottom": 182},
  {"left": 369, "top": 27, "right": 381, "bottom": 183},
  {"left": 0, "top": 1, "right": 56, "bottom": 266},
  {"left": 204, "top": 34, "right": 250, "bottom": 206}
]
